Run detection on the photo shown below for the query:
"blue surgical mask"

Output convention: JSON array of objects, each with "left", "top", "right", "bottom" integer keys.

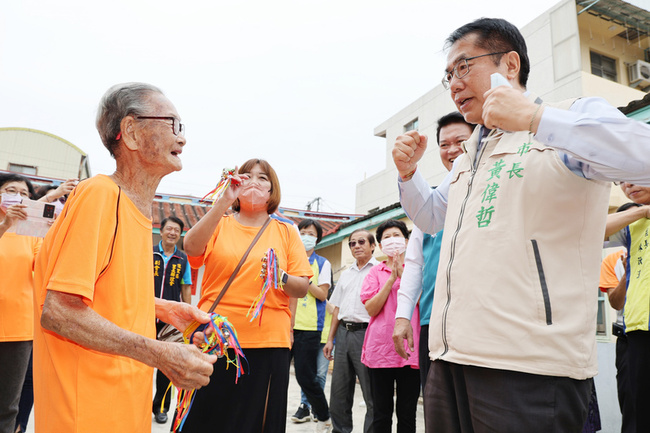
[{"left": 301, "top": 234, "right": 317, "bottom": 251}]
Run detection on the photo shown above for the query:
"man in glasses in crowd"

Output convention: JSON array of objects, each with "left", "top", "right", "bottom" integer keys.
[
  {"left": 323, "top": 229, "right": 378, "bottom": 433},
  {"left": 393, "top": 18, "right": 650, "bottom": 432},
  {"left": 32, "top": 83, "right": 216, "bottom": 433}
]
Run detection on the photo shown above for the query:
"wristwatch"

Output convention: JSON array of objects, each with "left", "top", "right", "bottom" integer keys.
[{"left": 281, "top": 270, "right": 289, "bottom": 286}]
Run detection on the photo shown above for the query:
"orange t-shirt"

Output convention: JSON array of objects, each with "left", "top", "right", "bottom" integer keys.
[
  {"left": 189, "top": 215, "right": 312, "bottom": 348},
  {"left": 600, "top": 249, "right": 625, "bottom": 290},
  {"left": 33, "top": 175, "right": 156, "bottom": 433},
  {"left": 0, "top": 232, "right": 41, "bottom": 341}
]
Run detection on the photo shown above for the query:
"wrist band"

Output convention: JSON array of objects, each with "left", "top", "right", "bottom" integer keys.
[
  {"left": 401, "top": 167, "right": 417, "bottom": 181},
  {"left": 529, "top": 104, "right": 542, "bottom": 134}
]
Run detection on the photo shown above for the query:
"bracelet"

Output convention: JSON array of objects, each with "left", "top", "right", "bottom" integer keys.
[
  {"left": 529, "top": 104, "right": 542, "bottom": 134},
  {"left": 401, "top": 167, "right": 417, "bottom": 182}
]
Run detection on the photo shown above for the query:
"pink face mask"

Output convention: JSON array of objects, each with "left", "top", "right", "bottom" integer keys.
[
  {"left": 0, "top": 193, "right": 22, "bottom": 212},
  {"left": 381, "top": 236, "right": 406, "bottom": 257},
  {"left": 239, "top": 185, "right": 270, "bottom": 211}
]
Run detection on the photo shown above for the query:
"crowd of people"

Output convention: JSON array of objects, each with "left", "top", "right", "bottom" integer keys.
[{"left": 2, "top": 15, "right": 650, "bottom": 433}]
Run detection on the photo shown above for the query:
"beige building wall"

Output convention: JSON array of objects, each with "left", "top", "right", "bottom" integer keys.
[
  {"left": 356, "top": 0, "right": 648, "bottom": 214},
  {"left": 0, "top": 128, "right": 91, "bottom": 179}
]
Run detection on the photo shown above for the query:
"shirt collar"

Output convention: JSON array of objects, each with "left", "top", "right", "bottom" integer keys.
[{"left": 158, "top": 241, "right": 177, "bottom": 257}]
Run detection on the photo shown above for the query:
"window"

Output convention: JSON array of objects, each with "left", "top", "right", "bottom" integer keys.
[
  {"left": 404, "top": 118, "right": 419, "bottom": 132},
  {"left": 590, "top": 51, "right": 618, "bottom": 82},
  {"left": 8, "top": 163, "right": 37, "bottom": 175}
]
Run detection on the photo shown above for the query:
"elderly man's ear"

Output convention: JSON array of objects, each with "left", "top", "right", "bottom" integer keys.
[{"left": 120, "top": 116, "right": 140, "bottom": 151}]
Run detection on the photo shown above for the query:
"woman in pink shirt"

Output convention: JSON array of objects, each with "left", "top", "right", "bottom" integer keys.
[{"left": 360, "top": 219, "right": 420, "bottom": 433}]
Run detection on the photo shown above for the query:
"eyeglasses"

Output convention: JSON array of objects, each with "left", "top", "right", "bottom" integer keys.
[
  {"left": 0, "top": 187, "right": 30, "bottom": 198},
  {"left": 441, "top": 52, "right": 508, "bottom": 90},
  {"left": 348, "top": 238, "right": 367, "bottom": 248},
  {"left": 137, "top": 116, "right": 185, "bottom": 137}
]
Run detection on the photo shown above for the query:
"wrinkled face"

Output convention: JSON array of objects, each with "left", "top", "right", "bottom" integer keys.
[
  {"left": 438, "top": 122, "right": 472, "bottom": 171},
  {"left": 134, "top": 92, "right": 186, "bottom": 175},
  {"left": 348, "top": 231, "right": 373, "bottom": 263},
  {"left": 446, "top": 33, "right": 508, "bottom": 125},
  {"left": 161, "top": 220, "right": 182, "bottom": 247},
  {"left": 0, "top": 181, "right": 30, "bottom": 198},
  {"left": 621, "top": 182, "right": 650, "bottom": 205}
]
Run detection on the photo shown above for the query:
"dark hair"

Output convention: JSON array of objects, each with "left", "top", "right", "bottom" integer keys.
[
  {"left": 445, "top": 18, "right": 530, "bottom": 87},
  {"left": 350, "top": 228, "right": 376, "bottom": 246},
  {"left": 375, "top": 220, "right": 409, "bottom": 243},
  {"left": 436, "top": 111, "right": 473, "bottom": 144},
  {"left": 617, "top": 202, "right": 642, "bottom": 213},
  {"left": 0, "top": 173, "right": 36, "bottom": 199},
  {"left": 161, "top": 216, "right": 185, "bottom": 232},
  {"left": 96, "top": 82, "right": 163, "bottom": 158},
  {"left": 35, "top": 184, "right": 57, "bottom": 200},
  {"left": 298, "top": 219, "right": 323, "bottom": 244},
  {"left": 232, "top": 159, "right": 281, "bottom": 214}
]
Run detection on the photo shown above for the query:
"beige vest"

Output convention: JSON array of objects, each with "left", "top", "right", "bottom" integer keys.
[{"left": 429, "top": 98, "right": 611, "bottom": 380}]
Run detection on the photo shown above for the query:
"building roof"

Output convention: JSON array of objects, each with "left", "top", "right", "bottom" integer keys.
[
  {"left": 277, "top": 207, "right": 362, "bottom": 236},
  {"left": 577, "top": 0, "right": 650, "bottom": 34},
  {"left": 619, "top": 91, "right": 650, "bottom": 114},
  {"left": 151, "top": 197, "right": 362, "bottom": 235}
]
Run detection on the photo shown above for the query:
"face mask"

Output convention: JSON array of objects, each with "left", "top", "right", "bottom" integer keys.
[
  {"left": 301, "top": 234, "right": 317, "bottom": 251},
  {"left": 0, "top": 192, "right": 22, "bottom": 212},
  {"left": 52, "top": 199, "right": 65, "bottom": 217},
  {"left": 381, "top": 236, "right": 406, "bottom": 257},
  {"left": 238, "top": 185, "right": 270, "bottom": 211}
]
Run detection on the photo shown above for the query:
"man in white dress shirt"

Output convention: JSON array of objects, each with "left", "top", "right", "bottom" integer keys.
[
  {"left": 323, "top": 229, "right": 378, "bottom": 433},
  {"left": 392, "top": 111, "right": 472, "bottom": 391},
  {"left": 392, "top": 17, "right": 650, "bottom": 432}
]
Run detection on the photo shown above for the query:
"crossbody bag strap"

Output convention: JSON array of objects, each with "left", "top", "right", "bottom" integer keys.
[{"left": 206, "top": 216, "right": 272, "bottom": 314}]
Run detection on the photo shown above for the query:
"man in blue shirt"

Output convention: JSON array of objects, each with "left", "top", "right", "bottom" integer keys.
[{"left": 152, "top": 216, "right": 192, "bottom": 424}]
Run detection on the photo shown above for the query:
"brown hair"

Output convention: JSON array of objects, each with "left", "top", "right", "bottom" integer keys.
[{"left": 232, "top": 159, "right": 281, "bottom": 214}]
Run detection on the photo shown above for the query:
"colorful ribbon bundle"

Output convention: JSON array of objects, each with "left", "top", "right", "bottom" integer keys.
[
  {"left": 247, "top": 248, "right": 281, "bottom": 325},
  {"left": 172, "top": 313, "right": 246, "bottom": 432},
  {"left": 200, "top": 168, "right": 239, "bottom": 204}
]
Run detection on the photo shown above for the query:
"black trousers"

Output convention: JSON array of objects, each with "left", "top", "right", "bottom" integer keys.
[
  {"left": 368, "top": 366, "right": 420, "bottom": 433},
  {"left": 625, "top": 330, "right": 650, "bottom": 433},
  {"left": 293, "top": 330, "right": 330, "bottom": 421},
  {"left": 180, "top": 348, "right": 290, "bottom": 433},
  {"left": 418, "top": 324, "right": 430, "bottom": 391},
  {"left": 424, "top": 360, "right": 591, "bottom": 433},
  {"left": 616, "top": 333, "right": 635, "bottom": 433}
]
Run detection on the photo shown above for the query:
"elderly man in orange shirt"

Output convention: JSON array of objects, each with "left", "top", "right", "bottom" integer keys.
[{"left": 32, "top": 83, "right": 217, "bottom": 433}]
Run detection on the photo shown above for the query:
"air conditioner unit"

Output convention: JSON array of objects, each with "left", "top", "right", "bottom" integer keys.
[{"left": 628, "top": 60, "right": 650, "bottom": 87}]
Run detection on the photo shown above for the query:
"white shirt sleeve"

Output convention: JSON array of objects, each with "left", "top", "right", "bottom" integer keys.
[
  {"left": 396, "top": 226, "right": 424, "bottom": 320},
  {"left": 317, "top": 259, "right": 332, "bottom": 288},
  {"left": 536, "top": 97, "right": 650, "bottom": 186},
  {"left": 398, "top": 166, "right": 451, "bottom": 235}
]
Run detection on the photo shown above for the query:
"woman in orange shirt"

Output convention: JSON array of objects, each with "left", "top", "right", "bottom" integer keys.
[
  {"left": 0, "top": 173, "right": 75, "bottom": 433},
  {"left": 183, "top": 159, "right": 312, "bottom": 433},
  {"left": 0, "top": 174, "right": 40, "bottom": 433}
]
